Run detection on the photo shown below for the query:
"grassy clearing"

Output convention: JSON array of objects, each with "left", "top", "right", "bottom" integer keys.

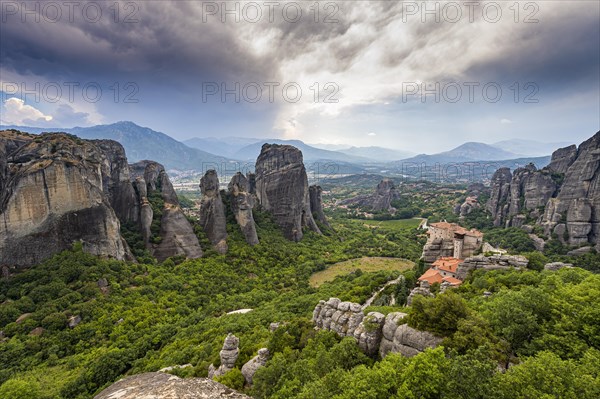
[
  {"left": 354, "top": 218, "right": 423, "bottom": 230},
  {"left": 310, "top": 257, "right": 414, "bottom": 287}
]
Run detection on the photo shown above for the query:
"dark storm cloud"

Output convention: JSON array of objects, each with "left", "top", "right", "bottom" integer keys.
[
  {"left": 464, "top": 5, "right": 600, "bottom": 92},
  {"left": 0, "top": 1, "right": 276, "bottom": 85},
  {"left": 0, "top": 1, "right": 598, "bottom": 146}
]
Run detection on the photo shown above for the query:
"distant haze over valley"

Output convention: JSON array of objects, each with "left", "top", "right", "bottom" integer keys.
[{"left": 1, "top": 122, "right": 570, "bottom": 176}]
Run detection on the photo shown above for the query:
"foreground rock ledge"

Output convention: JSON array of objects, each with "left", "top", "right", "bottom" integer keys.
[{"left": 94, "top": 372, "right": 250, "bottom": 399}]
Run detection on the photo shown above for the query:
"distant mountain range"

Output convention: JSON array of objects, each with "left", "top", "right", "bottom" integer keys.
[
  {"left": 2, "top": 122, "right": 565, "bottom": 175},
  {"left": 1, "top": 122, "right": 231, "bottom": 171},
  {"left": 231, "top": 139, "right": 369, "bottom": 163},
  {"left": 400, "top": 142, "right": 522, "bottom": 165}
]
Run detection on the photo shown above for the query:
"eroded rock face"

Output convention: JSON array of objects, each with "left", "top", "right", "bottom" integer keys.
[
  {"left": 312, "top": 299, "right": 441, "bottom": 358},
  {"left": 309, "top": 185, "right": 330, "bottom": 228},
  {"left": 379, "top": 313, "right": 442, "bottom": 358},
  {"left": 547, "top": 145, "right": 578, "bottom": 174},
  {"left": 208, "top": 333, "right": 240, "bottom": 379},
  {"left": 487, "top": 132, "right": 600, "bottom": 249},
  {"left": 228, "top": 172, "right": 259, "bottom": 246},
  {"left": 456, "top": 255, "right": 528, "bottom": 280},
  {"left": 313, "top": 298, "right": 383, "bottom": 355},
  {"left": 130, "top": 161, "right": 203, "bottom": 261},
  {"left": 94, "top": 372, "right": 251, "bottom": 399},
  {"left": 486, "top": 168, "right": 512, "bottom": 227},
  {"left": 0, "top": 131, "right": 132, "bottom": 267},
  {"left": 255, "top": 144, "right": 320, "bottom": 241},
  {"left": 407, "top": 280, "right": 433, "bottom": 306},
  {"left": 241, "top": 348, "right": 269, "bottom": 384},
  {"left": 199, "top": 170, "right": 228, "bottom": 254},
  {"left": 340, "top": 179, "right": 401, "bottom": 213},
  {"left": 94, "top": 140, "right": 139, "bottom": 223}
]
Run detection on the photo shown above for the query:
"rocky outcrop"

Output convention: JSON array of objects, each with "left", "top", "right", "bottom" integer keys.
[
  {"left": 486, "top": 168, "right": 512, "bottom": 226},
  {"left": 94, "top": 140, "right": 139, "bottom": 223},
  {"left": 0, "top": 131, "right": 132, "bottom": 267},
  {"left": 208, "top": 333, "right": 239, "bottom": 379},
  {"left": 130, "top": 161, "right": 203, "bottom": 261},
  {"left": 455, "top": 183, "right": 487, "bottom": 219},
  {"left": 487, "top": 132, "right": 600, "bottom": 249},
  {"left": 339, "top": 179, "right": 400, "bottom": 213},
  {"left": 547, "top": 145, "right": 577, "bottom": 174},
  {"left": 309, "top": 185, "right": 330, "bottom": 228},
  {"left": 312, "top": 298, "right": 442, "bottom": 358},
  {"left": 94, "top": 372, "right": 251, "bottom": 399},
  {"left": 544, "top": 262, "right": 573, "bottom": 271},
  {"left": 312, "top": 298, "right": 382, "bottom": 356},
  {"left": 241, "top": 348, "right": 269, "bottom": 384},
  {"left": 199, "top": 170, "right": 228, "bottom": 254},
  {"left": 456, "top": 254, "right": 528, "bottom": 280},
  {"left": 508, "top": 164, "right": 557, "bottom": 219},
  {"left": 228, "top": 172, "right": 259, "bottom": 246},
  {"left": 487, "top": 164, "right": 557, "bottom": 228},
  {"left": 255, "top": 144, "right": 320, "bottom": 241},
  {"left": 379, "top": 313, "right": 442, "bottom": 358},
  {"left": 407, "top": 280, "right": 433, "bottom": 306}
]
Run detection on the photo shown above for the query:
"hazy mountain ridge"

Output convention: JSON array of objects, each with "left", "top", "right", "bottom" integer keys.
[
  {"left": 1, "top": 122, "right": 563, "bottom": 175},
  {"left": 232, "top": 139, "right": 371, "bottom": 163},
  {"left": 0, "top": 122, "right": 231, "bottom": 171}
]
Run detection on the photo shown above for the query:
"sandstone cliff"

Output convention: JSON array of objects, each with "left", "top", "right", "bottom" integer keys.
[
  {"left": 0, "top": 131, "right": 132, "bottom": 267},
  {"left": 228, "top": 172, "right": 259, "bottom": 245},
  {"left": 130, "top": 161, "right": 203, "bottom": 261},
  {"left": 0, "top": 129, "right": 203, "bottom": 268},
  {"left": 309, "top": 185, "right": 330, "bottom": 228},
  {"left": 312, "top": 298, "right": 441, "bottom": 358},
  {"left": 255, "top": 144, "right": 321, "bottom": 241},
  {"left": 339, "top": 178, "right": 400, "bottom": 213},
  {"left": 487, "top": 131, "right": 599, "bottom": 248},
  {"left": 199, "top": 170, "right": 228, "bottom": 254}
]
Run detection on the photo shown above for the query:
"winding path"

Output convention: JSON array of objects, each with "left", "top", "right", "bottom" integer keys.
[{"left": 362, "top": 275, "right": 405, "bottom": 310}]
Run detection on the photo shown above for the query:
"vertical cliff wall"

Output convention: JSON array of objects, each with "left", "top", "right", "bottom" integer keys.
[{"left": 255, "top": 144, "right": 321, "bottom": 241}]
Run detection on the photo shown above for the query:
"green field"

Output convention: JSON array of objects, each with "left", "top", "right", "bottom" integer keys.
[
  {"left": 353, "top": 218, "right": 423, "bottom": 230},
  {"left": 310, "top": 257, "right": 414, "bottom": 287}
]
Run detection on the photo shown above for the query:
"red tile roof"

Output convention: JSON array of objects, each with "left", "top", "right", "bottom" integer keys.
[
  {"left": 418, "top": 268, "right": 444, "bottom": 285},
  {"left": 432, "top": 257, "right": 462, "bottom": 273},
  {"left": 442, "top": 276, "right": 463, "bottom": 285}
]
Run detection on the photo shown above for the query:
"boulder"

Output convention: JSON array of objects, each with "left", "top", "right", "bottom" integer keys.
[
  {"left": 390, "top": 323, "right": 442, "bottom": 358},
  {"left": 241, "top": 348, "right": 269, "bottom": 384},
  {"left": 407, "top": 281, "right": 433, "bottom": 306},
  {"left": 544, "top": 262, "right": 573, "bottom": 271},
  {"left": 68, "top": 315, "right": 82, "bottom": 329},
  {"left": 456, "top": 255, "right": 528, "bottom": 280}
]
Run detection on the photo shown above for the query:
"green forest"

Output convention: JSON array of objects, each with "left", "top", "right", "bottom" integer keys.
[{"left": 1, "top": 208, "right": 599, "bottom": 398}]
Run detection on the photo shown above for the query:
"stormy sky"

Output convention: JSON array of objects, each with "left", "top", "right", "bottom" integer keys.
[{"left": 1, "top": 0, "right": 599, "bottom": 153}]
